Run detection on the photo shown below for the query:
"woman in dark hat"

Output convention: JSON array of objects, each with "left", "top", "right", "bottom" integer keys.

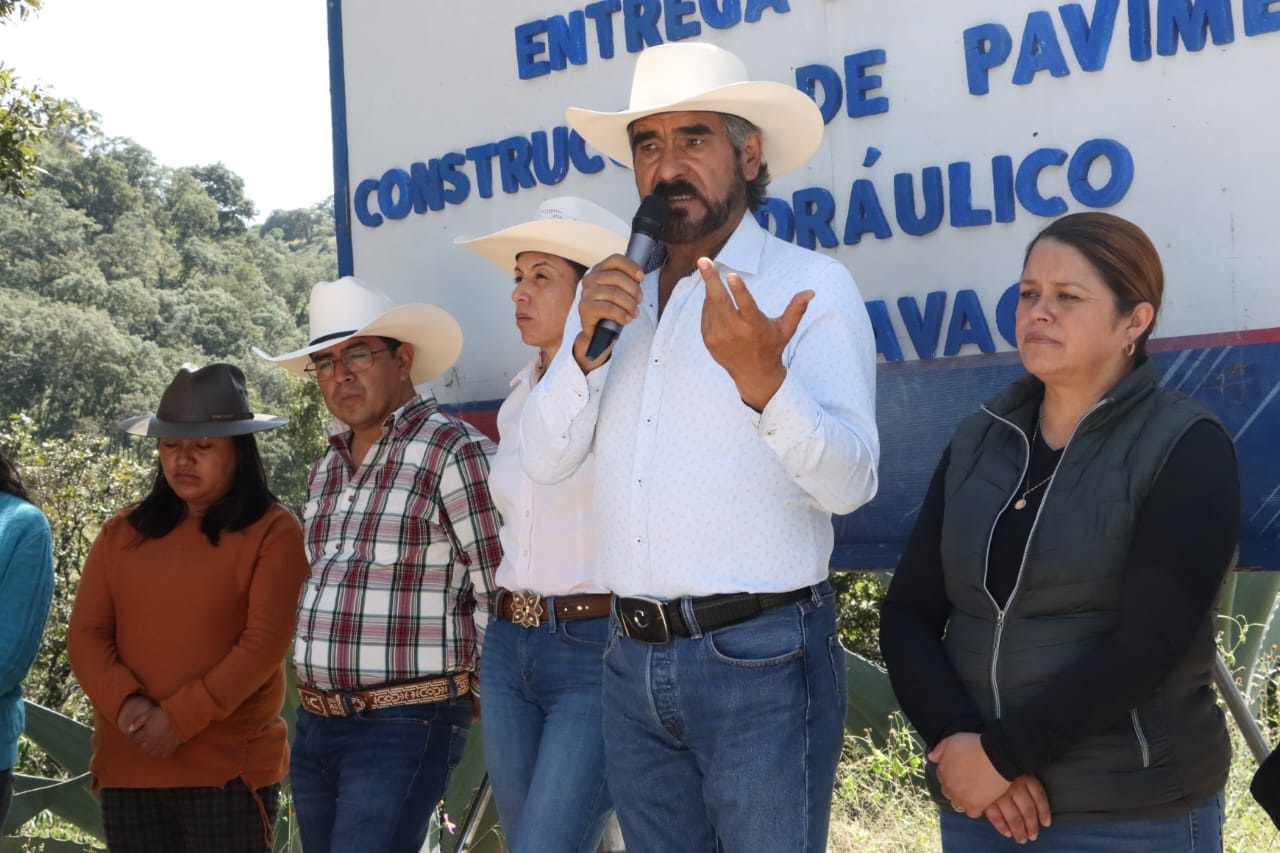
[{"left": 68, "top": 363, "right": 310, "bottom": 853}]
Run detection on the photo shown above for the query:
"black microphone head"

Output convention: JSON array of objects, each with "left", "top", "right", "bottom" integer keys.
[{"left": 632, "top": 195, "right": 669, "bottom": 238}]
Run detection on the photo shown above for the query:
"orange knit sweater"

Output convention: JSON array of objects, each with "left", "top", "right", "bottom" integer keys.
[{"left": 68, "top": 504, "right": 309, "bottom": 790}]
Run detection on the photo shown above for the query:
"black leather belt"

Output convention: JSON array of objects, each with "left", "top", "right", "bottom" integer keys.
[{"left": 613, "top": 586, "right": 814, "bottom": 645}]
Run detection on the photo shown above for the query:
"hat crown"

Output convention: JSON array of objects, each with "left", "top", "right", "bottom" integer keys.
[
  {"left": 307, "top": 276, "right": 395, "bottom": 346},
  {"left": 534, "top": 196, "right": 629, "bottom": 235},
  {"left": 155, "top": 364, "right": 252, "bottom": 424},
  {"left": 628, "top": 42, "right": 749, "bottom": 112}
]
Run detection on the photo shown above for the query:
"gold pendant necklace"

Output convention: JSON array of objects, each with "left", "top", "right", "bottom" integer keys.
[{"left": 1014, "top": 419, "right": 1055, "bottom": 511}]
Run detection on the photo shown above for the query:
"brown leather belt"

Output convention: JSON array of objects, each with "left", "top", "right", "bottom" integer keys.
[
  {"left": 297, "top": 672, "right": 470, "bottom": 718},
  {"left": 493, "top": 589, "right": 611, "bottom": 628}
]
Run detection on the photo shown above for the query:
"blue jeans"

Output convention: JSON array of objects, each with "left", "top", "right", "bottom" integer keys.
[
  {"left": 601, "top": 582, "right": 846, "bottom": 853},
  {"left": 938, "top": 790, "right": 1225, "bottom": 852},
  {"left": 480, "top": 612, "right": 612, "bottom": 853},
  {"left": 290, "top": 698, "right": 471, "bottom": 853}
]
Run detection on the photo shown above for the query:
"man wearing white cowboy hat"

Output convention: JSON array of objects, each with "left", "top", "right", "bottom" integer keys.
[
  {"left": 519, "top": 41, "right": 880, "bottom": 853},
  {"left": 255, "top": 278, "right": 503, "bottom": 853}
]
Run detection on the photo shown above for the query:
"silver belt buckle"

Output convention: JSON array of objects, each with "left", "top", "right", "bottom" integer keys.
[{"left": 617, "top": 596, "right": 671, "bottom": 644}]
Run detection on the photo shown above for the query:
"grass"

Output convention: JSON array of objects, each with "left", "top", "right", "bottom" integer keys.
[{"left": 829, "top": 713, "right": 1280, "bottom": 852}]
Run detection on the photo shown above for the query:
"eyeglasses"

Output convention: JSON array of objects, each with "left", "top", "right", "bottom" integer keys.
[{"left": 304, "top": 347, "right": 393, "bottom": 382}]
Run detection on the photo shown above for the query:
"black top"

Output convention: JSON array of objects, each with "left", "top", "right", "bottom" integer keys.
[{"left": 879, "top": 419, "right": 1239, "bottom": 780}]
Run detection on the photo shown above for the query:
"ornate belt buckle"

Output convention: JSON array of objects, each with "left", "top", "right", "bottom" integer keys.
[
  {"left": 616, "top": 596, "right": 671, "bottom": 644},
  {"left": 509, "top": 590, "right": 545, "bottom": 628}
]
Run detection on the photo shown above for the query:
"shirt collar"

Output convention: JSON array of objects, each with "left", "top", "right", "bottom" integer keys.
[
  {"left": 708, "top": 212, "right": 767, "bottom": 277},
  {"left": 510, "top": 355, "right": 541, "bottom": 390}
]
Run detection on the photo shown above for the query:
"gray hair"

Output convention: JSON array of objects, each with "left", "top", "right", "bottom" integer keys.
[{"left": 721, "top": 113, "right": 771, "bottom": 211}]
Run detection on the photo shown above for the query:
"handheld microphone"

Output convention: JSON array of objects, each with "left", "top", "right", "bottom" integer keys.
[{"left": 585, "top": 194, "right": 668, "bottom": 360}]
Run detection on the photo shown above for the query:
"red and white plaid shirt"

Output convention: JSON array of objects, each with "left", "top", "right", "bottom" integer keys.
[{"left": 294, "top": 395, "right": 502, "bottom": 691}]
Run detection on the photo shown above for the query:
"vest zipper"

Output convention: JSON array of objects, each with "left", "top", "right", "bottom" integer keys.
[
  {"left": 1130, "top": 708, "right": 1151, "bottom": 767},
  {"left": 978, "top": 397, "right": 1113, "bottom": 719}
]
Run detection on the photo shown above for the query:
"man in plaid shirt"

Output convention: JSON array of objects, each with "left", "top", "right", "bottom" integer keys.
[{"left": 256, "top": 276, "right": 502, "bottom": 853}]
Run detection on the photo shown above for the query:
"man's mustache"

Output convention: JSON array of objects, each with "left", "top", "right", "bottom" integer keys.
[{"left": 652, "top": 181, "right": 702, "bottom": 204}]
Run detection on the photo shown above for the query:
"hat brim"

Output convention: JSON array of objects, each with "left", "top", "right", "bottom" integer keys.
[
  {"left": 120, "top": 413, "right": 289, "bottom": 439},
  {"left": 566, "top": 81, "right": 824, "bottom": 178},
  {"left": 455, "top": 220, "right": 629, "bottom": 273},
  {"left": 253, "top": 303, "right": 463, "bottom": 385}
]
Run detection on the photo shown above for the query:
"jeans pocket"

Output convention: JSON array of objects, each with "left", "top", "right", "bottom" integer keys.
[
  {"left": 352, "top": 703, "right": 442, "bottom": 726},
  {"left": 706, "top": 608, "right": 804, "bottom": 668},
  {"left": 558, "top": 615, "right": 609, "bottom": 649},
  {"left": 446, "top": 723, "right": 469, "bottom": 771},
  {"left": 828, "top": 634, "right": 848, "bottom": 704}
]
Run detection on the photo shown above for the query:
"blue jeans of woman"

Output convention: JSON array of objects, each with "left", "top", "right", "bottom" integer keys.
[
  {"left": 601, "top": 582, "right": 846, "bottom": 853},
  {"left": 480, "top": 611, "right": 612, "bottom": 853},
  {"left": 938, "top": 790, "right": 1225, "bottom": 852},
  {"left": 290, "top": 698, "right": 471, "bottom": 853}
]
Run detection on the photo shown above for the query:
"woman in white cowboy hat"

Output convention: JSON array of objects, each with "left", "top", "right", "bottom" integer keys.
[
  {"left": 68, "top": 363, "right": 310, "bottom": 853},
  {"left": 457, "top": 196, "right": 627, "bottom": 853}
]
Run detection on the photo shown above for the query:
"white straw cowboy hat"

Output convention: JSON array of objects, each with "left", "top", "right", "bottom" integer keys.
[
  {"left": 565, "top": 41, "right": 824, "bottom": 178},
  {"left": 253, "top": 276, "right": 463, "bottom": 385},
  {"left": 454, "top": 196, "right": 629, "bottom": 271},
  {"left": 120, "top": 363, "right": 287, "bottom": 438}
]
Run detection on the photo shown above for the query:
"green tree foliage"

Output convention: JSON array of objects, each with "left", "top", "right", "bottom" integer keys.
[
  {"left": 0, "top": 1, "right": 95, "bottom": 197},
  {"left": 186, "top": 162, "right": 256, "bottom": 233},
  {"left": 0, "top": 114, "right": 338, "bottom": 508}
]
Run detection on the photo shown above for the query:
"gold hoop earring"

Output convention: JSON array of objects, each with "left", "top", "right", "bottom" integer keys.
[{"left": 1124, "top": 341, "right": 1136, "bottom": 357}]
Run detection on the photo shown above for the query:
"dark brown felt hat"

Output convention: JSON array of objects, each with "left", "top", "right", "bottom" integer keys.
[{"left": 119, "top": 363, "right": 287, "bottom": 439}]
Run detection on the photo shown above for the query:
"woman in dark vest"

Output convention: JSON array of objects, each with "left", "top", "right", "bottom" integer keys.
[{"left": 880, "top": 212, "right": 1239, "bottom": 852}]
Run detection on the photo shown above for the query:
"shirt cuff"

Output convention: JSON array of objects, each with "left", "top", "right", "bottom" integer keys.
[{"left": 756, "top": 370, "right": 821, "bottom": 458}]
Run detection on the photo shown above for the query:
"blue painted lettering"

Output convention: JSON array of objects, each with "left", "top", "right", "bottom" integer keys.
[
  {"left": 409, "top": 162, "right": 444, "bottom": 213},
  {"left": 1015, "top": 147, "right": 1069, "bottom": 217},
  {"left": 943, "top": 289, "right": 997, "bottom": 356},
  {"left": 793, "top": 187, "right": 839, "bottom": 250},
  {"left": 1067, "top": 138, "right": 1134, "bottom": 207},
  {"left": 514, "top": 20, "right": 551, "bottom": 80},
  {"left": 745, "top": 0, "right": 789, "bottom": 23},
  {"left": 625, "top": 0, "right": 663, "bottom": 52},
  {"left": 377, "top": 169, "right": 412, "bottom": 221},
  {"left": 844, "top": 180, "right": 893, "bottom": 245},
  {"left": 531, "top": 128, "right": 572, "bottom": 185},
  {"left": 701, "top": 0, "right": 741, "bottom": 28},
  {"left": 585, "top": 0, "right": 622, "bottom": 57},
  {"left": 754, "top": 197, "right": 796, "bottom": 242},
  {"left": 992, "top": 155, "right": 1016, "bottom": 222},
  {"left": 1059, "top": 0, "right": 1119, "bottom": 71},
  {"left": 665, "top": 0, "right": 702, "bottom": 40},
  {"left": 948, "top": 162, "right": 994, "bottom": 228},
  {"left": 354, "top": 179, "right": 382, "bottom": 228},
  {"left": 497, "top": 136, "right": 537, "bottom": 194},
  {"left": 1244, "top": 0, "right": 1280, "bottom": 34},
  {"left": 996, "top": 282, "right": 1021, "bottom": 347},
  {"left": 893, "top": 167, "right": 944, "bottom": 236},
  {"left": 898, "top": 291, "right": 947, "bottom": 359},
  {"left": 963, "top": 23, "right": 1013, "bottom": 95},
  {"left": 845, "top": 50, "right": 889, "bottom": 118},
  {"left": 513, "top": 1, "right": 790, "bottom": 79},
  {"left": 1156, "top": 0, "right": 1235, "bottom": 54},
  {"left": 1012, "top": 11, "right": 1071, "bottom": 85},
  {"left": 865, "top": 300, "right": 905, "bottom": 362},
  {"left": 547, "top": 12, "right": 589, "bottom": 70},
  {"left": 796, "top": 63, "right": 842, "bottom": 124},
  {"left": 1130, "top": 0, "right": 1154, "bottom": 60},
  {"left": 465, "top": 143, "right": 499, "bottom": 199}
]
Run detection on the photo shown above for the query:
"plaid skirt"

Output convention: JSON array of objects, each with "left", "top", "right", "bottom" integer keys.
[{"left": 100, "top": 779, "right": 280, "bottom": 853}]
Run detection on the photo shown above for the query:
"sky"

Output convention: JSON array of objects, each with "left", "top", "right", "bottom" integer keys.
[{"left": 0, "top": 0, "right": 334, "bottom": 219}]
